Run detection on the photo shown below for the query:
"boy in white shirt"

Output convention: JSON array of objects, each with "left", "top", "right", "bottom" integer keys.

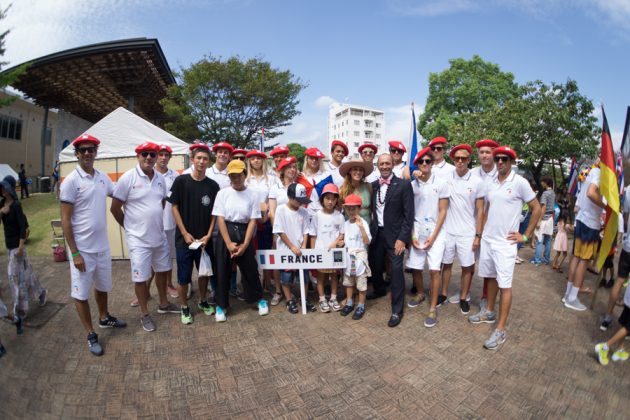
[
  {"left": 272, "top": 183, "right": 317, "bottom": 314},
  {"left": 340, "top": 194, "right": 372, "bottom": 320}
]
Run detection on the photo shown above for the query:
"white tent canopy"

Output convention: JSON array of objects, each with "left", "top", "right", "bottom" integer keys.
[
  {"left": 0, "top": 163, "right": 19, "bottom": 181},
  {"left": 59, "top": 107, "right": 190, "bottom": 162}
]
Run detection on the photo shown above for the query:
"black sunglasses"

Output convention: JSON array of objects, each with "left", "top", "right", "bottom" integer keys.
[
  {"left": 232, "top": 156, "right": 246, "bottom": 161},
  {"left": 76, "top": 147, "right": 96, "bottom": 154},
  {"left": 431, "top": 146, "right": 444, "bottom": 152},
  {"left": 389, "top": 148, "right": 403, "bottom": 154},
  {"left": 417, "top": 158, "right": 432, "bottom": 165},
  {"left": 140, "top": 152, "right": 157, "bottom": 158},
  {"left": 453, "top": 156, "right": 469, "bottom": 162},
  {"left": 494, "top": 156, "right": 511, "bottom": 162}
]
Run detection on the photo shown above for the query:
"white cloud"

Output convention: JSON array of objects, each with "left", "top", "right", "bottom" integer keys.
[
  {"left": 314, "top": 95, "right": 337, "bottom": 108},
  {"left": 385, "top": 103, "right": 425, "bottom": 146}
]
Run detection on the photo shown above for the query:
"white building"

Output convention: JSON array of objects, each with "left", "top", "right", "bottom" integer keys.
[{"left": 328, "top": 103, "right": 385, "bottom": 159}]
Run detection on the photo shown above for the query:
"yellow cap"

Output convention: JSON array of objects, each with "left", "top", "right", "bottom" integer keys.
[{"left": 227, "top": 159, "right": 246, "bottom": 175}]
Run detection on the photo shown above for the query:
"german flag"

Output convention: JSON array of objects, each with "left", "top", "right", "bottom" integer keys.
[{"left": 597, "top": 106, "right": 620, "bottom": 270}]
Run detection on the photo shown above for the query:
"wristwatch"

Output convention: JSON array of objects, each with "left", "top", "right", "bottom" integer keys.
[{"left": 475, "top": 233, "right": 482, "bottom": 238}]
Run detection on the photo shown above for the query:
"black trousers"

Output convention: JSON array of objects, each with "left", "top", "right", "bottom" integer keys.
[
  {"left": 214, "top": 222, "right": 262, "bottom": 309},
  {"left": 369, "top": 227, "right": 405, "bottom": 315}
]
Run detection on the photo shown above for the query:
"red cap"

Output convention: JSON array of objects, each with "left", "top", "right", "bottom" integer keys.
[
  {"left": 321, "top": 183, "right": 339, "bottom": 195},
  {"left": 246, "top": 150, "right": 267, "bottom": 159},
  {"left": 448, "top": 144, "right": 473, "bottom": 160},
  {"left": 343, "top": 194, "right": 363, "bottom": 207},
  {"left": 157, "top": 144, "right": 172, "bottom": 154},
  {"left": 493, "top": 145, "right": 517, "bottom": 160},
  {"left": 135, "top": 142, "right": 160, "bottom": 154},
  {"left": 72, "top": 134, "right": 100, "bottom": 147},
  {"left": 475, "top": 139, "right": 499, "bottom": 149},
  {"left": 331, "top": 140, "right": 349, "bottom": 156},
  {"left": 388, "top": 140, "right": 406, "bottom": 153},
  {"left": 428, "top": 137, "right": 447, "bottom": 147},
  {"left": 212, "top": 142, "right": 234, "bottom": 153},
  {"left": 413, "top": 147, "right": 432, "bottom": 165},
  {"left": 189, "top": 143, "right": 210, "bottom": 153},
  {"left": 270, "top": 146, "right": 289, "bottom": 156},
  {"left": 305, "top": 147, "right": 325, "bottom": 159},
  {"left": 277, "top": 156, "right": 297, "bottom": 172},
  {"left": 358, "top": 143, "right": 378, "bottom": 154},
  {"left": 232, "top": 148, "right": 247, "bottom": 156}
]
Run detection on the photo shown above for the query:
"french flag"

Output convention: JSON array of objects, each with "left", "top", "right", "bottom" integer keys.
[{"left": 259, "top": 254, "right": 275, "bottom": 265}]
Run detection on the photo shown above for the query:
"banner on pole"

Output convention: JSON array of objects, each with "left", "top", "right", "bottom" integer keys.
[{"left": 256, "top": 248, "right": 346, "bottom": 270}]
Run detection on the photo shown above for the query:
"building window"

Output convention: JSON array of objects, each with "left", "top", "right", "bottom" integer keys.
[
  {"left": 364, "top": 120, "right": 373, "bottom": 128},
  {"left": 351, "top": 109, "right": 363, "bottom": 116},
  {"left": 0, "top": 115, "right": 23, "bottom": 141},
  {"left": 354, "top": 131, "right": 360, "bottom": 137},
  {"left": 354, "top": 142, "right": 359, "bottom": 147},
  {"left": 365, "top": 132, "right": 373, "bottom": 139},
  {"left": 375, "top": 123, "right": 381, "bottom": 128},
  {"left": 375, "top": 134, "right": 381, "bottom": 139},
  {"left": 354, "top": 120, "right": 360, "bottom": 125}
]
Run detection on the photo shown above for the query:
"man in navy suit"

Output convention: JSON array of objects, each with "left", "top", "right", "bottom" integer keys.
[{"left": 368, "top": 153, "right": 414, "bottom": 327}]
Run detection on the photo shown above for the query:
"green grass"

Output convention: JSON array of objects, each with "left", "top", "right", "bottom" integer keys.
[{"left": 2, "top": 193, "right": 61, "bottom": 257}]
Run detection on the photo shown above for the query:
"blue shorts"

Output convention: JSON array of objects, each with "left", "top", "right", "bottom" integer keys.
[
  {"left": 176, "top": 247, "right": 210, "bottom": 286},
  {"left": 280, "top": 270, "right": 310, "bottom": 285}
]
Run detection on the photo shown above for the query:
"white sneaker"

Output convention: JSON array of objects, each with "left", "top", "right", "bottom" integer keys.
[
  {"left": 215, "top": 306, "right": 227, "bottom": 322},
  {"left": 564, "top": 298, "right": 587, "bottom": 311},
  {"left": 258, "top": 300, "right": 269, "bottom": 316},
  {"left": 448, "top": 293, "right": 471, "bottom": 304}
]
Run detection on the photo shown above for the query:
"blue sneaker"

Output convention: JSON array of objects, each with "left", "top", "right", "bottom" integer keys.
[
  {"left": 258, "top": 299, "right": 269, "bottom": 316},
  {"left": 87, "top": 332, "right": 103, "bottom": 356},
  {"left": 424, "top": 311, "right": 437, "bottom": 328},
  {"left": 215, "top": 306, "right": 227, "bottom": 322}
]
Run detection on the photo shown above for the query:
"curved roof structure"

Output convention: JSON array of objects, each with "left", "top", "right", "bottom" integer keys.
[{"left": 6, "top": 38, "right": 175, "bottom": 124}]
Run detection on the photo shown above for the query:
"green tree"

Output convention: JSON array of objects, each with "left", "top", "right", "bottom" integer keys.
[
  {"left": 161, "top": 56, "right": 307, "bottom": 149},
  {"left": 286, "top": 142, "right": 306, "bottom": 165},
  {"left": 0, "top": 5, "right": 29, "bottom": 107},
  {"left": 418, "top": 55, "right": 519, "bottom": 141}
]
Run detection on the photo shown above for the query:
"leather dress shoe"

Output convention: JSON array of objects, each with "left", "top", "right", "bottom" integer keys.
[{"left": 388, "top": 312, "right": 403, "bottom": 327}]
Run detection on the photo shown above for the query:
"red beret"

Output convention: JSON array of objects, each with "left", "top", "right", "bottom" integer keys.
[
  {"left": 331, "top": 140, "right": 349, "bottom": 156},
  {"left": 72, "top": 134, "right": 100, "bottom": 147},
  {"left": 189, "top": 143, "right": 210, "bottom": 153},
  {"left": 358, "top": 143, "right": 378, "bottom": 154},
  {"left": 270, "top": 146, "right": 289, "bottom": 156},
  {"left": 135, "top": 142, "right": 160, "bottom": 154},
  {"left": 413, "top": 147, "right": 432, "bottom": 165},
  {"left": 277, "top": 156, "right": 297, "bottom": 172},
  {"left": 246, "top": 149, "right": 267, "bottom": 159},
  {"left": 305, "top": 147, "right": 325, "bottom": 159},
  {"left": 157, "top": 144, "right": 172, "bottom": 154},
  {"left": 448, "top": 144, "right": 473, "bottom": 160},
  {"left": 428, "top": 137, "right": 447, "bottom": 147},
  {"left": 493, "top": 146, "right": 517, "bottom": 160},
  {"left": 475, "top": 139, "right": 499, "bottom": 149},
  {"left": 388, "top": 140, "right": 406, "bottom": 153},
  {"left": 212, "top": 142, "right": 234, "bottom": 153},
  {"left": 232, "top": 148, "right": 248, "bottom": 156}
]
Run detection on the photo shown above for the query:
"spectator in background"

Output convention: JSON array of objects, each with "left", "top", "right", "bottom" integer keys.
[
  {"left": 531, "top": 177, "right": 556, "bottom": 266},
  {"left": 18, "top": 164, "right": 28, "bottom": 199}
]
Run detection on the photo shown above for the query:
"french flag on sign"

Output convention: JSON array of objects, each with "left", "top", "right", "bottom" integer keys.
[{"left": 259, "top": 254, "right": 275, "bottom": 265}]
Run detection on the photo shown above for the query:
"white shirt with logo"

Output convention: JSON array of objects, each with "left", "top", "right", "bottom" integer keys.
[
  {"left": 343, "top": 218, "right": 372, "bottom": 276},
  {"left": 269, "top": 181, "right": 289, "bottom": 208},
  {"left": 444, "top": 170, "right": 485, "bottom": 236},
  {"left": 432, "top": 160, "right": 455, "bottom": 179},
  {"left": 482, "top": 171, "right": 536, "bottom": 245},
  {"left": 113, "top": 165, "right": 167, "bottom": 248},
  {"left": 59, "top": 166, "right": 113, "bottom": 253},
  {"left": 471, "top": 165, "right": 497, "bottom": 181},
  {"left": 206, "top": 164, "right": 230, "bottom": 190},
  {"left": 311, "top": 209, "right": 344, "bottom": 250},
  {"left": 272, "top": 204, "right": 310, "bottom": 250},
  {"left": 212, "top": 187, "right": 260, "bottom": 224},
  {"left": 411, "top": 173, "right": 450, "bottom": 240},
  {"left": 576, "top": 167, "right": 601, "bottom": 230}
]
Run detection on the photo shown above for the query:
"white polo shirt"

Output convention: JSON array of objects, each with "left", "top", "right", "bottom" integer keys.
[
  {"left": 482, "top": 171, "right": 536, "bottom": 245},
  {"left": 207, "top": 164, "right": 230, "bottom": 189},
  {"left": 272, "top": 204, "right": 310, "bottom": 250},
  {"left": 113, "top": 165, "right": 167, "bottom": 248},
  {"left": 60, "top": 166, "right": 113, "bottom": 253},
  {"left": 365, "top": 168, "right": 379, "bottom": 184},
  {"left": 269, "top": 181, "right": 289, "bottom": 207},
  {"left": 432, "top": 160, "right": 455, "bottom": 178},
  {"left": 246, "top": 173, "right": 276, "bottom": 205},
  {"left": 444, "top": 170, "right": 485, "bottom": 236},
  {"left": 325, "top": 161, "right": 344, "bottom": 187},
  {"left": 157, "top": 167, "right": 179, "bottom": 231},
  {"left": 411, "top": 173, "right": 450, "bottom": 238},
  {"left": 576, "top": 167, "right": 601, "bottom": 230},
  {"left": 212, "top": 187, "right": 260, "bottom": 224},
  {"left": 392, "top": 161, "right": 406, "bottom": 179}
]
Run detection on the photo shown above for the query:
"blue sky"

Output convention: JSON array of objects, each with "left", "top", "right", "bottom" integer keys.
[{"left": 4, "top": 0, "right": 630, "bottom": 149}]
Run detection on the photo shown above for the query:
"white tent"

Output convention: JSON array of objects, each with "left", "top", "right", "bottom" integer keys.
[
  {"left": 59, "top": 107, "right": 190, "bottom": 259},
  {"left": 0, "top": 163, "right": 19, "bottom": 182}
]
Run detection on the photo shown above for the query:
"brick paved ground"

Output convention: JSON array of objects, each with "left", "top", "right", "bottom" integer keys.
[{"left": 0, "top": 248, "right": 628, "bottom": 419}]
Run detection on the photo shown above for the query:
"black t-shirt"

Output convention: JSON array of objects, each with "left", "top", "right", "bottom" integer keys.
[
  {"left": 0, "top": 200, "right": 27, "bottom": 249},
  {"left": 167, "top": 174, "right": 220, "bottom": 248}
]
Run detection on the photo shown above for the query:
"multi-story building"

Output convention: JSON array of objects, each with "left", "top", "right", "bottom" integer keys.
[{"left": 328, "top": 103, "right": 385, "bottom": 159}]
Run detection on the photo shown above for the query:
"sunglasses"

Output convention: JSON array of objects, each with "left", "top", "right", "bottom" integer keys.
[
  {"left": 431, "top": 146, "right": 444, "bottom": 152},
  {"left": 417, "top": 158, "right": 432, "bottom": 165},
  {"left": 76, "top": 147, "right": 96, "bottom": 154},
  {"left": 493, "top": 156, "right": 511, "bottom": 163},
  {"left": 389, "top": 148, "right": 403, "bottom": 154},
  {"left": 232, "top": 156, "right": 246, "bottom": 161},
  {"left": 362, "top": 150, "right": 375, "bottom": 155},
  {"left": 453, "top": 156, "right": 469, "bottom": 162},
  {"left": 140, "top": 152, "right": 157, "bottom": 158}
]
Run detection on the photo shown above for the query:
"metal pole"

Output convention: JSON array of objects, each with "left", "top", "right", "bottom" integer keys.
[
  {"left": 40, "top": 104, "right": 49, "bottom": 181},
  {"left": 299, "top": 270, "right": 307, "bottom": 315},
  {"left": 128, "top": 95, "right": 135, "bottom": 112}
]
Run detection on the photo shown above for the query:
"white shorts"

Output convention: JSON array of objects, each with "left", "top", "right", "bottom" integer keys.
[
  {"left": 478, "top": 239, "right": 517, "bottom": 288},
  {"left": 442, "top": 233, "right": 476, "bottom": 267},
  {"left": 165, "top": 228, "right": 176, "bottom": 260},
  {"left": 70, "top": 249, "right": 113, "bottom": 300},
  {"left": 128, "top": 241, "right": 173, "bottom": 283},
  {"left": 406, "top": 234, "right": 446, "bottom": 271}
]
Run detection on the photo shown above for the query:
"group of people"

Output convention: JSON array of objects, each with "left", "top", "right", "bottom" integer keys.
[{"left": 55, "top": 132, "right": 554, "bottom": 356}]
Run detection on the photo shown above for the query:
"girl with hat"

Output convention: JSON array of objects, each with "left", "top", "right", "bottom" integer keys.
[
  {"left": 300, "top": 147, "right": 329, "bottom": 216},
  {"left": 338, "top": 159, "right": 374, "bottom": 224}
]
